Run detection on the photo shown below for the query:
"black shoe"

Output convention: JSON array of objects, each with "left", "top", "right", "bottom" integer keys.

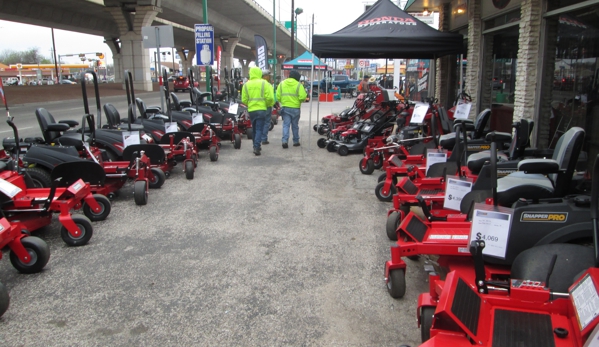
[
  {"left": 282, "top": 143, "right": 288, "bottom": 149},
  {"left": 254, "top": 148, "right": 261, "bottom": 156},
  {"left": 262, "top": 141, "right": 269, "bottom": 145},
  {"left": 293, "top": 142, "right": 300, "bottom": 147}
]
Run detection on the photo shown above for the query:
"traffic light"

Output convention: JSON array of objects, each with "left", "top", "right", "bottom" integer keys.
[{"left": 96, "top": 53, "right": 104, "bottom": 59}]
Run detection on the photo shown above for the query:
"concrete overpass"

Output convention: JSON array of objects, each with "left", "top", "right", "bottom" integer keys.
[{"left": 0, "top": 0, "right": 308, "bottom": 90}]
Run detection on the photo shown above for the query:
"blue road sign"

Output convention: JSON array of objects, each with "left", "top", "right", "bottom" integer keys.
[{"left": 195, "top": 24, "right": 214, "bottom": 66}]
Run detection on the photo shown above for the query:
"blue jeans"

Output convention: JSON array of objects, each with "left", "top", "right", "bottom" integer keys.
[
  {"left": 262, "top": 107, "right": 272, "bottom": 142},
  {"left": 281, "top": 107, "right": 300, "bottom": 144},
  {"left": 249, "top": 110, "right": 267, "bottom": 149}
]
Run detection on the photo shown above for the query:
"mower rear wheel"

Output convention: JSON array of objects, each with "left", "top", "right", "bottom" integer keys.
[
  {"left": 209, "top": 146, "right": 218, "bottom": 162},
  {"left": 359, "top": 158, "right": 375, "bottom": 175},
  {"left": 375, "top": 181, "right": 396, "bottom": 202},
  {"left": 61, "top": 215, "right": 93, "bottom": 246},
  {"left": 387, "top": 269, "right": 406, "bottom": 298},
  {"left": 373, "top": 153, "right": 384, "bottom": 169},
  {"left": 317, "top": 138, "right": 327, "bottom": 148},
  {"left": 246, "top": 128, "right": 254, "bottom": 140},
  {"left": 420, "top": 306, "right": 436, "bottom": 342},
  {"left": 185, "top": 160, "right": 194, "bottom": 180},
  {"left": 25, "top": 167, "right": 52, "bottom": 188},
  {"left": 0, "top": 281, "right": 9, "bottom": 317},
  {"left": 233, "top": 133, "right": 241, "bottom": 149},
  {"left": 326, "top": 142, "right": 337, "bottom": 152},
  {"left": 148, "top": 168, "right": 166, "bottom": 189},
  {"left": 386, "top": 211, "right": 401, "bottom": 241},
  {"left": 10, "top": 236, "right": 50, "bottom": 273},
  {"left": 134, "top": 180, "right": 148, "bottom": 205},
  {"left": 83, "top": 194, "right": 111, "bottom": 222}
]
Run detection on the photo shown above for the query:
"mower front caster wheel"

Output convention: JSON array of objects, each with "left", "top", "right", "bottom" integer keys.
[
  {"left": 338, "top": 145, "right": 349, "bottom": 156},
  {"left": 0, "top": 281, "right": 8, "bottom": 317},
  {"left": 359, "top": 158, "right": 375, "bottom": 175},
  {"left": 134, "top": 180, "right": 148, "bottom": 205},
  {"left": 185, "top": 160, "right": 194, "bottom": 180},
  {"left": 209, "top": 146, "right": 219, "bottom": 162},
  {"left": 420, "top": 306, "right": 436, "bottom": 342},
  {"left": 317, "top": 126, "right": 327, "bottom": 136},
  {"left": 83, "top": 194, "right": 112, "bottom": 222},
  {"left": 375, "top": 181, "right": 396, "bottom": 202},
  {"left": 373, "top": 153, "right": 384, "bottom": 169},
  {"left": 10, "top": 236, "right": 50, "bottom": 273},
  {"left": 246, "top": 128, "right": 254, "bottom": 140},
  {"left": 386, "top": 211, "right": 400, "bottom": 241},
  {"left": 234, "top": 133, "right": 242, "bottom": 149},
  {"left": 148, "top": 168, "right": 166, "bottom": 189},
  {"left": 377, "top": 173, "right": 387, "bottom": 183},
  {"left": 61, "top": 215, "right": 93, "bottom": 246},
  {"left": 387, "top": 269, "right": 406, "bottom": 298},
  {"left": 317, "top": 138, "right": 327, "bottom": 148}
]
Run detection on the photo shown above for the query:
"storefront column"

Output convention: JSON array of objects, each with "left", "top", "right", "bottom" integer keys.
[
  {"left": 513, "top": 0, "right": 543, "bottom": 123},
  {"left": 465, "top": 0, "right": 482, "bottom": 119},
  {"left": 435, "top": 3, "right": 452, "bottom": 109}
]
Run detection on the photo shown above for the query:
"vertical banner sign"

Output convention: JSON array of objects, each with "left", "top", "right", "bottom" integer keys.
[
  {"left": 195, "top": 24, "right": 214, "bottom": 66},
  {"left": 217, "top": 46, "right": 222, "bottom": 89},
  {"left": 0, "top": 78, "right": 6, "bottom": 107},
  {"left": 254, "top": 35, "right": 268, "bottom": 72}
]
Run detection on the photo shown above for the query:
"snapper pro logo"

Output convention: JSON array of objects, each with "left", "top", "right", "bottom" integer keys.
[
  {"left": 520, "top": 212, "right": 568, "bottom": 222},
  {"left": 358, "top": 16, "right": 417, "bottom": 28}
]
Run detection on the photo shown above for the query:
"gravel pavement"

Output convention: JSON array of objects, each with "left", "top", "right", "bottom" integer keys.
[{"left": 0, "top": 95, "right": 428, "bottom": 346}]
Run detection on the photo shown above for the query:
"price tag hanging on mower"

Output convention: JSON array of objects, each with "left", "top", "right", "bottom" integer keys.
[
  {"left": 228, "top": 102, "right": 239, "bottom": 115},
  {"left": 192, "top": 113, "right": 204, "bottom": 125},
  {"left": 468, "top": 204, "right": 514, "bottom": 259},
  {"left": 454, "top": 102, "right": 471, "bottom": 120},
  {"left": 426, "top": 148, "right": 447, "bottom": 175},
  {"left": 165, "top": 122, "right": 178, "bottom": 133},
  {"left": 443, "top": 175, "right": 473, "bottom": 211},
  {"left": 410, "top": 103, "right": 428, "bottom": 124},
  {"left": 0, "top": 178, "right": 22, "bottom": 198},
  {"left": 122, "top": 131, "right": 141, "bottom": 148}
]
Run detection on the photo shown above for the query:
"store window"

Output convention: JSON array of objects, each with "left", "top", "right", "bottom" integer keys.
[{"left": 541, "top": 6, "right": 599, "bottom": 164}]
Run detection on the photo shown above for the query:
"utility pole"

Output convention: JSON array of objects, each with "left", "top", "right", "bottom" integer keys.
[
  {"left": 51, "top": 28, "right": 59, "bottom": 83},
  {"left": 290, "top": 0, "right": 295, "bottom": 59},
  {"left": 273, "top": 0, "right": 277, "bottom": 87},
  {"left": 203, "top": 0, "right": 211, "bottom": 98}
]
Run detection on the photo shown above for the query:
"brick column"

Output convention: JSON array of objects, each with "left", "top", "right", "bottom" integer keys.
[
  {"left": 465, "top": 0, "right": 482, "bottom": 119},
  {"left": 435, "top": 3, "right": 452, "bottom": 109},
  {"left": 513, "top": 0, "right": 543, "bottom": 122}
]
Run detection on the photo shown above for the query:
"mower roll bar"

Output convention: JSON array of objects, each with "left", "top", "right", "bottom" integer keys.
[{"left": 81, "top": 70, "right": 103, "bottom": 129}]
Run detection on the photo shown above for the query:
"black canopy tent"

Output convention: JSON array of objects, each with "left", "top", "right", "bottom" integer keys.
[{"left": 312, "top": 0, "right": 464, "bottom": 59}]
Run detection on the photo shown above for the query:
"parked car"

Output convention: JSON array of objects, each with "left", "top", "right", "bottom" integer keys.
[
  {"left": 492, "top": 77, "right": 503, "bottom": 90},
  {"left": 311, "top": 75, "right": 360, "bottom": 96},
  {"left": 173, "top": 76, "right": 198, "bottom": 92},
  {"left": 60, "top": 80, "right": 75, "bottom": 85}
]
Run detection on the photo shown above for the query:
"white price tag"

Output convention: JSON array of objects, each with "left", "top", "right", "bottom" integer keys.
[
  {"left": 454, "top": 102, "right": 472, "bottom": 120},
  {"left": 443, "top": 176, "right": 473, "bottom": 211},
  {"left": 426, "top": 149, "right": 447, "bottom": 175},
  {"left": 228, "top": 102, "right": 239, "bottom": 114},
  {"left": 122, "top": 131, "right": 140, "bottom": 148},
  {"left": 192, "top": 113, "right": 204, "bottom": 125},
  {"left": 165, "top": 122, "right": 178, "bottom": 133},
  {"left": 0, "top": 178, "right": 22, "bottom": 198},
  {"left": 410, "top": 103, "right": 428, "bottom": 124},
  {"left": 571, "top": 273, "right": 599, "bottom": 332},
  {"left": 469, "top": 205, "right": 513, "bottom": 259}
]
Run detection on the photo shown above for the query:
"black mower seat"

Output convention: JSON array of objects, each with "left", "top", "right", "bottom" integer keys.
[
  {"left": 466, "top": 132, "right": 513, "bottom": 173},
  {"left": 439, "top": 133, "right": 458, "bottom": 150},
  {"left": 103, "top": 104, "right": 144, "bottom": 131},
  {"left": 35, "top": 108, "right": 81, "bottom": 144},
  {"left": 495, "top": 127, "right": 585, "bottom": 206}
]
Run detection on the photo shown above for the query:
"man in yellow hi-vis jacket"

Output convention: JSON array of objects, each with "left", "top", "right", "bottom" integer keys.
[
  {"left": 242, "top": 67, "right": 274, "bottom": 156},
  {"left": 276, "top": 70, "right": 307, "bottom": 148}
]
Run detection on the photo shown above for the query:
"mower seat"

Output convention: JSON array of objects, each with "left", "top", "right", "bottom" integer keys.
[
  {"left": 437, "top": 109, "right": 492, "bottom": 150},
  {"left": 35, "top": 108, "right": 88, "bottom": 150},
  {"left": 103, "top": 104, "right": 144, "bottom": 131},
  {"left": 466, "top": 132, "right": 512, "bottom": 173},
  {"left": 495, "top": 127, "right": 585, "bottom": 206}
]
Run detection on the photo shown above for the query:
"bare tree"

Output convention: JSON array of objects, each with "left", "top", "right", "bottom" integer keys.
[{"left": 0, "top": 48, "right": 50, "bottom": 65}]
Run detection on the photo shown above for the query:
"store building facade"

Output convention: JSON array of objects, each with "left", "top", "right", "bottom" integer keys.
[{"left": 407, "top": 0, "right": 599, "bottom": 165}]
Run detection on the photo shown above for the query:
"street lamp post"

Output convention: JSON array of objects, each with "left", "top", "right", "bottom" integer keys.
[{"left": 294, "top": 7, "right": 303, "bottom": 58}]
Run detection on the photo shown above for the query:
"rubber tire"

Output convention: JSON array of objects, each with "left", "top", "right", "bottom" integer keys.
[
  {"left": 185, "top": 160, "right": 194, "bottom": 180},
  {"left": 134, "top": 180, "right": 148, "bottom": 206},
  {"left": 83, "top": 194, "right": 111, "bottom": 222},
  {"left": 373, "top": 153, "right": 384, "bottom": 170},
  {"left": 420, "top": 306, "right": 435, "bottom": 342},
  {"left": 148, "top": 168, "right": 166, "bottom": 189},
  {"left": 26, "top": 167, "right": 52, "bottom": 188},
  {"left": 359, "top": 158, "right": 375, "bottom": 175},
  {"left": 269, "top": 120, "right": 274, "bottom": 131},
  {"left": 317, "top": 138, "right": 327, "bottom": 148},
  {"left": 338, "top": 145, "right": 349, "bottom": 156},
  {"left": 209, "top": 146, "right": 218, "bottom": 162},
  {"left": 327, "top": 142, "right": 337, "bottom": 153},
  {"left": 234, "top": 133, "right": 241, "bottom": 149},
  {"left": 375, "top": 181, "right": 396, "bottom": 202},
  {"left": 317, "top": 126, "right": 327, "bottom": 136},
  {"left": 386, "top": 211, "right": 401, "bottom": 241},
  {"left": 0, "top": 281, "right": 8, "bottom": 317},
  {"left": 246, "top": 128, "right": 254, "bottom": 140},
  {"left": 9, "top": 236, "right": 50, "bottom": 274},
  {"left": 60, "top": 214, "right": 93, "bottom": 246},
  {"left": 378, "top": 173, "right": 387, "bottom": 183},
  {"left": 313, "top": 124, "right": 318, "bottom": 132},
  {"left": 387, "top": 269, "right": 406, "bottom": 298}
]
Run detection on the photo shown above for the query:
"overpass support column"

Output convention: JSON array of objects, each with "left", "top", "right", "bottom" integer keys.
[
  {"left": 105, "top": 37, "right": 123, "bottom": 83},
  {"left": 106, "top": 5, "right": 161, "bottom": 91},
  {"left": 220, "top": 38, "right": 239, "bottom": 77},
  {"left": 177, "top": 49, "right": 195, "bottom": 75},
  {"left": 240, "top": 59, "right": 250, "bottom": 78}
]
